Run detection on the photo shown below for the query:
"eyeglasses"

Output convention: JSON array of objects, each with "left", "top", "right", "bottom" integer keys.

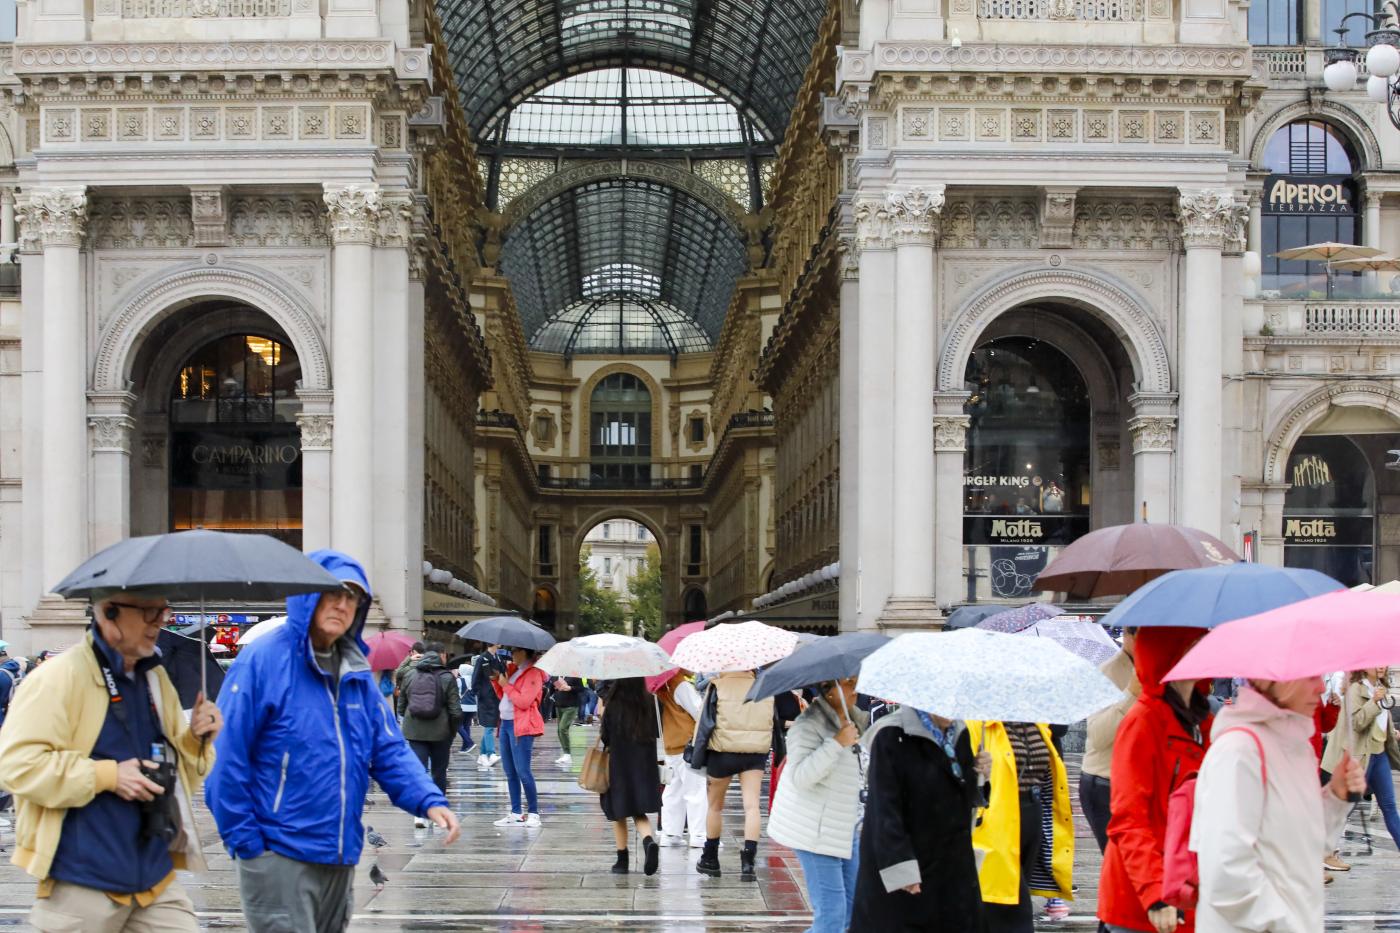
[
  {"left": 322, "top": 585, "right": 369, "bottom": 607},
  {"left": 108, "top": 602, "right": 173, "bottom": 626}
]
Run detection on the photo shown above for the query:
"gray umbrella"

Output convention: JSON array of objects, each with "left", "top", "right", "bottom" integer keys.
[
  {"left": 456, "top": 615, "right": 556, "bottom": 652},
  {"left": 746, "top": 632, "right": 891, "bottom": 702},
  {"left": 943, "top": 604, "right": 1005, "bottom": 630}
]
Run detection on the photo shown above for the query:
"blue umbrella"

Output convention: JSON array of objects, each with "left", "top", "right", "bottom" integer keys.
[{"left": 1099, "top": 562, "right": 1344, "bottom": 630}]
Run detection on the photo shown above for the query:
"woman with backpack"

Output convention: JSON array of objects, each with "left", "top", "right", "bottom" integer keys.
[
  {"left": 598, "top": 678, "right": 663, "bottom": 875},
  {"left": 1192, "top": 677, "right": 1365, "bottom": 932},
  {"left": 491, "top": 646, "right": 548, "bottom": 828},
  {"left": 396, "top": 643, "right": 463, "bottom": 822}
]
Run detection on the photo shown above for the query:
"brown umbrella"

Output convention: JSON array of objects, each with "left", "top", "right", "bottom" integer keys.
[
  {"left": 1272, "top": 243, "right": 1382, "bottom": 297},
  {"left": 1033, "top": 523, "right": 1240, "bottom": 600}
]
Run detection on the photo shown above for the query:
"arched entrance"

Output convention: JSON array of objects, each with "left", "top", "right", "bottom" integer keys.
[
  {"left": 573, "top": 516, "right": 663, "bottom": 637},
  {"left": 682, "top": 586, "right": 708, "bottom": 621}
]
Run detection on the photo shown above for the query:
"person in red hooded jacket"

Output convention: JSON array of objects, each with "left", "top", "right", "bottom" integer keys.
[
  {"left": 1098, "top": 626, "right": 1212, "bottom": 933},
  {"left": 490, "top": 647, "right": 550, "bottom": 828}
]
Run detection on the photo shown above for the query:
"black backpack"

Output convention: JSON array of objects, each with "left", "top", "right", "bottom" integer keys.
[{"left": 406, "top": 669, "right": 448, "bottom": 719}]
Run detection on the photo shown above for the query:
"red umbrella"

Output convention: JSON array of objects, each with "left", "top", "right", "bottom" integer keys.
[
  {"left": 1034, "top": 523, "right": 1239, "bottom": 599},
  {"left": 365, "top": 630, "right": 418, "bottom": 672},
  {"left": 645, "top": 620, "right": 706, "bottom": 693}
]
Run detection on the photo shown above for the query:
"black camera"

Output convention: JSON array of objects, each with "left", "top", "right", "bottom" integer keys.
[{"left": 140, "top": 744, "right": 179, "bottom": 843}]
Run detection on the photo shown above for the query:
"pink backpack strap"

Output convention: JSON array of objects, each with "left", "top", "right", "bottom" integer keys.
[{"left": 1217, "top": 726, "right": 1268, "bottom": 792}]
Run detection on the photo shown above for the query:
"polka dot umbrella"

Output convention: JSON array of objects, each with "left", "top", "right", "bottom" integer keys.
[{"left": 668, "top": 619, "right": 800, "bottom": 674}]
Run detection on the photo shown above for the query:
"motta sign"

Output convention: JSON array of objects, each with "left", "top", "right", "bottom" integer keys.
[
  {"left": 964, "top": 514, "right": 1089, "bottom": 546},
  {"left": 1264, "top": 175, "right": 1355, "bottom": 215},
  {"left": 1282, "top": 514, "right": 1372, "bottom": 546}
]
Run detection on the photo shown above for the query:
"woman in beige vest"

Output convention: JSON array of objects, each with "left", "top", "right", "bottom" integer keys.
[{"left": 696, "top": 670, "right": 773, "bottom": 881}]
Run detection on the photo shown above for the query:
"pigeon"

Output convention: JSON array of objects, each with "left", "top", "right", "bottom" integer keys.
[
  {"left": 369, "top": 862, "right": 388, "bottom": 889},
  {"left": 365, "top": 826, "right": 388, "bottom": 849}
]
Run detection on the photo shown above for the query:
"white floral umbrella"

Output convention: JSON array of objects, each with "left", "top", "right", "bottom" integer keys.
[
  {"left": 235, "top": 615, "right": 286, "bottom": 646},
  {"left": 668, "top": 620, "right": 799, "bottom": 674},
  {"left": 857, "top": 628, "right": 1120, "bottom": 724},
  {"left": 537, "top": 633, "right": 674, "bottom": 680}
]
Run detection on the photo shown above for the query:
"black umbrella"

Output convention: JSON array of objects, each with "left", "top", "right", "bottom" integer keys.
[
  {"left": 156, "top": 627, "right": 226, "bottom": 708},
  {"left": 53, "top": 529, "right": 341, "bottom": 701},
  {"left": 943, "top": 604, "right": 1005, "bottom": 630},
  {"left": 456, "top": 616, "right": 555, "bottom": 653},
  {"left": 746, "top": 632, "right": 891, "bottom": 702}
]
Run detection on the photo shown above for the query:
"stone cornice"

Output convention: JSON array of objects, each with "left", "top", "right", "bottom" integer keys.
[
  {"left": 12, "top": 40, "right": 420, "bottom": 76},
  {"left": 841, "top": 42, "right": 1254, "bottom": 84}
]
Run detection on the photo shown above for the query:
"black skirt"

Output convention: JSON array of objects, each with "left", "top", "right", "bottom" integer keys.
[
  {"left": 600, "top": 735, "right": 663, "bottom": 822},
  {"left": 705, "top": 750, "right": 767, "bottom": 779}
]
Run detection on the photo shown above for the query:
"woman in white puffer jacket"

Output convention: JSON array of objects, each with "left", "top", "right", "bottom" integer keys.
[
  {"left": 1191, "top": 678, "right": 1366, "bottom": 933},
  {"left": 767, "top": 678, "right": 865, "bottom": 933}
]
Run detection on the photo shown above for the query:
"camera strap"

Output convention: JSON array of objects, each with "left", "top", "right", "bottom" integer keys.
[{"left": 90, "top": 634, "right": 167, "bottom": 757}]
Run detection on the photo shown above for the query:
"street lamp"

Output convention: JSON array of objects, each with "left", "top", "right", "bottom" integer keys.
[{"left": 1326, "top": 8, "right": 1400, "bottom": 128}]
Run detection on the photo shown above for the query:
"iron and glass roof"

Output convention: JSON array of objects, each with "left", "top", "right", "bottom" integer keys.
[{"left": 500, "top": 178, "right": 748, "bottom": 356}]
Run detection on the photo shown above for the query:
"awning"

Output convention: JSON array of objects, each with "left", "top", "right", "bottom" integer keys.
[
  {"left": 422, "top": 589, "right": 517, "bottom": 628},
  {"left": 746, "top": 589, "right": 838, "bottom": 633}
]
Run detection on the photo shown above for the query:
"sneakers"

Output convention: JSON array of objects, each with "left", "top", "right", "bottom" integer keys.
[
  {"left": 413, "top": 817, "right": 430, "bottom": 829},
  {"left": 493, "top": 813, "right": 525, "bottom": 827},
  {"left": 688, "top": 837, "right": 707, "bottom": 849},
  {"left": 1324, "top": 852, "right": 1351, "bottom": 872},
  {"left": 477, "top": 757, "right": 491, "bottom": 771},
  {"left": 489, "top": 754, "right": 502, "bottom": 766},
  {"left": 523, "top": 812, "right": 542, "bottom": 828},
  {"left": 1044, "top": 899, "right": 1071, "bottom": 920},
  {"left": 1325, "top": 870, "right": 1336, "bottom": 885},
  {"left": 554, "top": 753, "right": 572, "bottom": 765},
  {"left": 657, "top": 834, "right": 682, "bottom": 847}
]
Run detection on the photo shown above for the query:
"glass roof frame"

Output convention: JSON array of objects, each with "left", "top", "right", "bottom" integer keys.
[
  {"left": 500, "top": 177, "right": 749, "bottom": 353},
  {"left": 530, "top": 292, "right": 715, "bottom": 358}
]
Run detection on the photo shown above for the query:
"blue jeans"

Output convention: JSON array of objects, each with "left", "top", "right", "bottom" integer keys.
[
  {"left": 458, "top": 713, "right": 475, "bottom": 751},
  {"left": 1366, "top": 752, "right": 1400, "bottom": 849},
  {"left": 499, "top": 719, "right": 538, "bottom": 815},
  {"left": 794, "top": 837, "right": 859, "bottom": 933},
  {"left": 479, "top": 725, "right": 496, "bottom": 757}
]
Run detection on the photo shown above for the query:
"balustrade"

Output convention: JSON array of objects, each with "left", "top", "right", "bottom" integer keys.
[{"left": 979, "top": 0, "right": 1144, "bottom": 21}]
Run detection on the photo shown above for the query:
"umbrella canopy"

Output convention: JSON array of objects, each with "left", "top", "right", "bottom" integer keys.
[
  {"left": 645, "top": 620, "right": 707, "bottom": 693},
  {"left": 1329, "top": 255, "right": 1400, "bottom": 272},
  {"left": 943, "top": 604, "right": 1006, "bottom": 630},
  {"left": 1020, "top": 617, "right": 1120, "bottom": 666},
  {"left": 669, "top": 620, "right": 800, "bottom": 674},
  {"left": 1100, "top": 562, "right": 1342, "bottom": 630},
  {"left": 1165, "top": 590, "right": 1400, "bottom": 682},
  {"left": 538, "top": 633, "right": 674, "bottom": 680},
  {"left": 1272, "top": 242, "right": 1382, "bottom": 262},
  {"left": 857, "top": 629, "right": 1121, "bottom": 724},
  {"left": 456, "top": 615, "right": 556, "bottom": 653},
  {"left": 365, "top": 630, "right": 418, "bottom": 672},
  {"left": 156, "top": 627, "right": 227, "bottom": 707},
  {"left": 236, "top": 616, "right": 286, "bottom": 645},
  {"left": 1034, "top": 523, "right": 1239, "bottom": 599},
  {"left": 746, "top": 631, "right": 890, "bottom": 702},
  {"left": 53, "top": 530, "right": 342, "bottom": 601},
  {"left": 974, "top": 603, "right": 1063, "bottom": 634}
]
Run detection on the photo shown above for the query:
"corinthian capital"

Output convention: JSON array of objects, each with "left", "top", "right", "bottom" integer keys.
[
  {"left": 853, "top": 194, "right": 893, "bottom": 251},
  {"left": 18, "top": 186, "right": 88, "bottom": 248},
  {"left": 886, "top": 186, "right": 945, "bottom": 246},
  {"left": 1176, "top": 188, "right": 1237, "bottom": 249},
  {"left": 323, "top": 183, "right": 383, "bottom": 245}
]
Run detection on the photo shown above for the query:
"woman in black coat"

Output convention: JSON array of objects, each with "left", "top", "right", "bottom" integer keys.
[
  {"left": 599, "top": 677, "right": 663, "bottom": 876},
  {"left": 471, "top": 648, "right": 505, "bottom": 768},
  {"left": 849, "top": 705, "right": 984, "bottom": 932}
]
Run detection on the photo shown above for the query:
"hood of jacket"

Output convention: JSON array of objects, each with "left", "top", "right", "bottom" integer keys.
[
  {"left": 861, "top": 705, "right": 961, "bottom": 750},
  {"left": 415, "top": 653, "right": 446, "bottom": 674},
  {"left": 285, "top": 549, "right": 372, "bottom": 647},
  {"left": 1211, "top": 686, "right": 1314, "bottom": 744},
  {"left": 1133, "top": 626, "right": 1203, "bottom": 700}
]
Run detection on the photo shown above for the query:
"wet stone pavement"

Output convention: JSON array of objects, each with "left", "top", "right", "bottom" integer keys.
[{"left": 0, "top": 722, "right": 1395, "bottom": 930}]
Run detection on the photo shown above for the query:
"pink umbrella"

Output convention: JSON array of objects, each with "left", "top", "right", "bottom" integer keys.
[
  {"left": 1165, "top": 590, "right": 1400, "bottom": 683},
  {"left": 365, "top": 630, "right": 418, "bottom": 672},
  {"left": 645, "top": 620, "right": 707, "bottom": 693}
]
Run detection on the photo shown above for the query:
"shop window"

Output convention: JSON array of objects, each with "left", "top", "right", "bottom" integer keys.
[
  {"left": 1249, "top": 0, "right": 1300, "bottom": 45},
  {"left": 589, "top": 372, "right": 652, "bottom": 484},
  {"left": 168, "top": 333, "right": 302, "bottom": 546},
  {"left": 962, "top": 336, "right": 1091, "bottom": 599},
  {"left": 1260, "top": 120, "right": 1363, "bottom": 297},
  {"left": 1283, "top": 435, "right": 1374, "bottom": 587}
]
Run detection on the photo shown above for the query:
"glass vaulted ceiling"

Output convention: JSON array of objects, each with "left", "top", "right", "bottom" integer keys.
[{"left": 437, "top": 0, "right": 825, "bottom": 356}]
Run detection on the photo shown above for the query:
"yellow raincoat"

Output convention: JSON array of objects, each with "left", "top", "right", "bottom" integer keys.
[{"left": 966, "top": 720, "right": 1073, "bottom": 905}]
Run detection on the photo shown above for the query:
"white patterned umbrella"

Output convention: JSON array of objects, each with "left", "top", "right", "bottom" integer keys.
[
  {"left": 536, "top": 633, "right": 675, "bottom": 680},
  {"left": 668, "top": 620, "right": 800, "bottom": 674},
  {"left": 856, "top": 628, "right": 1120, "bottom": 724},
  {"left": 1021, "top": 617, "right": 1121, "bottom": 666}
]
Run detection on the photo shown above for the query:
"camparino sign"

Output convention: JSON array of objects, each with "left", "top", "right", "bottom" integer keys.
[{"left": 1264, "top": 175, "right": 1355, "bottom": 215}]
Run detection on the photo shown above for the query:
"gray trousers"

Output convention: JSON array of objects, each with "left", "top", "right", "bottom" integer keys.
[{"left": 236, "top": 851, "right": 354, "bottom": 933}]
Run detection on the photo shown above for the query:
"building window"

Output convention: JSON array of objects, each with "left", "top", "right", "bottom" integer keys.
[
  {"left": 537, "top": 464, "right": 552, "bottom": 482},
  {"left": 686, "top": 524, "right": 703, "bottom": 575},
  {"left": 168, "top": 333, "right": 303, "bottom": 546},
  {"left": 1248, "top": 0, "right": 1299, "bottom": 46},
  {"left": 590, "top": 372, "right": 652, "bottom": 484},
  {"left": 1260, "top": 120, "right": 1362, "bottom": 297},
  {"left": 962, "top": 335, "right": 1091, "bottom": 598},
  {"left": 604, "top": 556, "right": 613, "bottom": 575},
  {"left": 538, "top": 524, "right": 554, "bottom": 574},
  {"left": 638, "top": 525, "right": 649, "bottom": 540},
  {"left": 1323, "top": 0, "right": 1371, "bottom": 49},
  {"left": 602, "top": 523, "right": 611, "bottom": 539},
  {"left": 690, "top": 464, "right": 704, "bottom": 482},
  {"left": 1283, "top": 435, "right": 1374, "bottom": 587},
  {"left": 689, "top": 416, "right": 705, "bottom": 444}
]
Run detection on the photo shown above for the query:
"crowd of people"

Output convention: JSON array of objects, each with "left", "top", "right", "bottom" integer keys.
[{"left": 0, "top": 545, "right": 1392, "bottom": 933}]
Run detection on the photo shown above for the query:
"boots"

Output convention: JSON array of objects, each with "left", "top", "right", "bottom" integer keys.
[
  {"left": 740, "top": 840, "right": 757, "bottom": 881},
  {"left": 642, "top": 835, "right": 660, "bottom": 876},
  {"left": 696, "top": 837, "right": 721, "bottom": 877},
  {"left": 610, "top": 849, "right": 629, "bottom": 874}
]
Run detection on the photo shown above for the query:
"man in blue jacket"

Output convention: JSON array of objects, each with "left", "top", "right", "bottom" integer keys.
[{"left": 208, "top": 550, "right": 459, "bottom": 932}]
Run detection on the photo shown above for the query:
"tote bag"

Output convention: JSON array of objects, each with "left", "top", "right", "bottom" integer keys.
[{"left": 578, "top": 738, "right": 611, "bottom": 794}]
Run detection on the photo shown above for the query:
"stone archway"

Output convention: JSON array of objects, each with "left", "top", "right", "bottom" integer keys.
[
  {"left": 1263, "top": 381, "right": 1400, "bottom": 485},
  {"left": 1248, "top": 100, "right": 1381, "bottom": 174},
  {"left": 939, "top": 265, "right": 1172, "bottom": 396}
]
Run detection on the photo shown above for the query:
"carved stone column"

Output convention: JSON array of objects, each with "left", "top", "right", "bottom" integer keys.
[
  {"left": 296, "top": 389, "right": 334, "bottom": 554},
  {"left": 324, "top": 183, "right": 380, "bottom": 568},
  {"left": 19, "top": 187, "right": 90, "bottom": 604},
  {"left": 88, "top": 392, "right": 137, "bottom": 552},
  {"left": 1128, "top": 391, "right": 1178, "bottom": 524},
  {"left": 845, "top": 194, "right": 896, "bottom": 631},
  {"left": 881, "top": 185, "right": 944, "bottom": 629},
  {"left": 932, "top": 393, "right": 970, "bottom": 615},
  {"left": 837, "top": 230, "right": 862, "bottom": 631},
  {"left": 1, "top": 188, "right": 16, "bottom": 260},
  {"left": 1175, "top": 189, "right": 1237, "bottom": 536}
]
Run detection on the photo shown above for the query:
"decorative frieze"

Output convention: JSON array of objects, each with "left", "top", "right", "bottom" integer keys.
[
  {"left": 940, "top": 198, "right": 1039, "bottom": 250},
  {"left": 17, "top": 186, "right": 89, "bottom": 249},
  {"left": 42, "top": 104, "right": 372, "bottom": 145},
  {"left": 88, "top": 197, "right": 192, "bottom": 249},
  {"left": 323, "top": 184, "right": 381, "bottom": 245},
  {"left": 893, "top": 102, "right": 1229, "bottom": 147},
  {"left": 120, "top": 0, "right": 292, "bottom": 16},
  {"left": 841, "top": 43, "right": 1253, "bottom": 82},
  {"left": 228, "top": 196, "right": 328, "bottom": 247},
  {"left": 1072, "top": 198, "right": 1177, "bottom": 250}
]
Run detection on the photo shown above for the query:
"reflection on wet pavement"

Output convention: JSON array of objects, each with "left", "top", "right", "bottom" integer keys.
[{"left": 0, "top": 719, "right": 1395, "bottom": 929}]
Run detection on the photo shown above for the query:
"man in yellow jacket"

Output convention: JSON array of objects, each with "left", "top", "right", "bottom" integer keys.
[{"left": 0, "top": 591, "right": 221, "bottom": 932}]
